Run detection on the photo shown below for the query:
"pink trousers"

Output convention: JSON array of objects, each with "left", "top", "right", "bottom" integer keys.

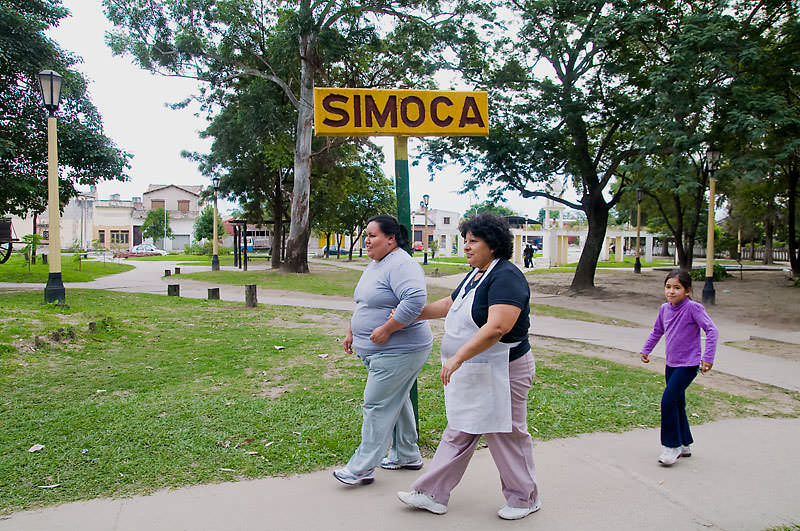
[{"left": 411, "top": 351, "right": 540, "bottom": 508}]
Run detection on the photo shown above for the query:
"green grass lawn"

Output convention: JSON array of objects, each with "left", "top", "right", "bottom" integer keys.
[
  {"left": 432, "top": 256, "right": 469, "bottom": 264},
  {"left": 0, "top": 289, "right": 764, "bottom": 514},
  {"left": 177, "top": 267, "right": 461, "bottom": 299},
  {"left": 530, "top": 303, "right": 642, "bottom": 327},
  {"left": 421, "top": 263, "right": 472, "bottom": 276},
  {"left": 176, "top": 268, "right": 363, "bottom": 297},
  {"left": 0, "top": 255, "right": 133, "bottom": 283}
]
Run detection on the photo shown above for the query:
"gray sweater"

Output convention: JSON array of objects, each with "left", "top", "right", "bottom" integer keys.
[{"left": 351, "top": 248, "right": 433, "bottom": 354}]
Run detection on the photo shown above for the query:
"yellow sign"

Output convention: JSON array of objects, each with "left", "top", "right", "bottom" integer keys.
[{"left": 314, "top": 88, "right": 489, "bottom": 137}]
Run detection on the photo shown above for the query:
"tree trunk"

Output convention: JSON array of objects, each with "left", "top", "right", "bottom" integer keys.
[
  {"left": 283, "top": 34, "right": 314, "bottom": 273},
  {"left": 763, "top": 205, "right": 774, "bottom": 265},
  {"left": 271, "top": 169, "right": 283, "bottom": 270},
  {"left": 570, "top": 196, "right": 609, "bottom": 291},
  {"left": 348, "top": 228, "right": 357, "bottom": 260},
  {"left": 661, "top": 237, "right": 669, "bottom": 256},
  {"left": 788, "top": 161, "right": 800, "bottom": 274}
]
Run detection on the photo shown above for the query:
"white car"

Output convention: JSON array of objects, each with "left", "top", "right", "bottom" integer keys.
[{"left": 131, "top": 243, "right": 168, "bottom": 255}]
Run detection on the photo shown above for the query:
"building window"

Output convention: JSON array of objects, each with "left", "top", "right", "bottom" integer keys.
[
  {"left": 443, "top": 216, "right": 450, "bottom": 225},
  {"left": 97, "top": 230, "right": 105, "bottom": 243},
  {"left": 151, "top": 199, "right": 165, "bottom": 210},
  {"left": 110, "top": 230, "right": 129, "bottom": 244},
  {"left": 414, "top": 230, "right": 422, "bottom": 241},
  {"left": 178, "top": 200, "right": 190, "bottom": 212}
]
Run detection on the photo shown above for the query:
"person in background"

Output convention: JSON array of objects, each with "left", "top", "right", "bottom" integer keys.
[
  {"left": 397, "top": 213, "right": 541, "bottom": 520},
  {"left": 641, "top": 268, "right": 718, "bottom": 466},
  {"left": 334, "top": 215, "right": 433, "bottom": 486}
]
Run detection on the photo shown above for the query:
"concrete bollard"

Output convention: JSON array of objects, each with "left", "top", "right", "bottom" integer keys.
[
  {"left": 208, "top": 288, "right": 220, "bottom": 300},
  {"left": 245, "top": 284, "right": 257, "bottom": 308},
  {"left": 174, "top": 267, "right": 181, "bottom": 275},
  {"left": 168, "top": 284, "right": 180, "bottom": 297},
  {"left": 164, "top": 269, "right": 171, "bottom": 277}
]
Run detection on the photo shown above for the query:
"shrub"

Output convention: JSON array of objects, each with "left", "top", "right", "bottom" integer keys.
[{"left": 689, "top": 263, "right": 731, "bottom": 282}]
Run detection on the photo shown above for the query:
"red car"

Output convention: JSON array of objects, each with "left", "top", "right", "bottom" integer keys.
[{"left": 412, "top": 241, "right": 423, "bottom": 251}]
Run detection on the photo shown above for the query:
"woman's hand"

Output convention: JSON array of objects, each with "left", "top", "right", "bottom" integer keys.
[
  {"left": 343, "top": 328, "right": 354, "bottom": 354},
  {"left": 701, "top": 361, "right": 712, "bottom": 373},
  {"left": 369, "top": 323, "right": 392, "bottom": 345},
  {"left": 640, "top": 353, "right": 650, "bottom": 364},
  {"left": 440, "top": 356, "right": 463, "bottom": 386}
]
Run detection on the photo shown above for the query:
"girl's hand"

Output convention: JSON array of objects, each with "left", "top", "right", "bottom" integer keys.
[
  {"left": 440, "top": 356, "right": 463, "bottom": 386},
  {"left": 640, "top": 353, "right": 650, "bottom": 364},
  {"left": 701, "top": 361, "right": 712, "bottom": 373},
  {"left": 343, "top": 329, "right": 354, "bottom": 355}
]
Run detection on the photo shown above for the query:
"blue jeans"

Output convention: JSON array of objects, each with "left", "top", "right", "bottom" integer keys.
[
  {"left": 346, "top": 346, "right": 432, "bottom": 475},
  {"left": 661, "top": 365, "right": 699, "bottom": 448}
]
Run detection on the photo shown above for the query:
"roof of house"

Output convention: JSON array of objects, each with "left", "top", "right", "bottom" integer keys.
[{"left": 143, "top": 184, "right": 203, "bottom": 196}]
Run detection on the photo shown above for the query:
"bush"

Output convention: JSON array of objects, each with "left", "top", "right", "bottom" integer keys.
[{"left": 689, "top": 263, "right": 731, "bottom": 282}]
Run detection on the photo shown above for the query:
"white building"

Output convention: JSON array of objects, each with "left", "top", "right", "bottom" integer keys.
[
  {"left": 10, "top": 184, "right": 204, "bottom": 253},
  {"left": 140, "top": 184, "right": 203, "bottom": 251},
  {"left": 412, "top": 208, "right": 461, "bottom": 256}
]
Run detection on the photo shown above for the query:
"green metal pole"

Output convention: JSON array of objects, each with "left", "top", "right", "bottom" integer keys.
[{"left": 394, "top": 136, "right": 419, "bottom": 432}]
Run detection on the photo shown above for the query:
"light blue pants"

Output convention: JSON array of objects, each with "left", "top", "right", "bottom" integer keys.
[{"left": 346, "top": 346, "right": 432, "bottom": 475}]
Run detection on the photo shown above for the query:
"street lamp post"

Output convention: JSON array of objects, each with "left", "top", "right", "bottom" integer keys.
[
  {"left": 702, "top": 146, "right": 721, "bottom": 305},
  {"left": 211, "top": 176, "right": 220, "bottom": 271},
  {"left": 634, "top": 187, "right": 644, "bottom": 274},
  {"left": 422, "top": 194, "right": 430, "bottom": 265},
  {"left": 37, "top": 70, "right": 65, "bottom": 304}
]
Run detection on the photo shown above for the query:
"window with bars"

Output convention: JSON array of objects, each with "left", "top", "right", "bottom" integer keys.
[
  {"left": 178, "top": 200, "right": 190, "bottom": 212},
  {"left": 98, "top": 230, "right": 105, "bottom": 243},
  {"left": 151, "top": 199, "right": 165, "bottom": 210},
  {"left": 110, "top": 230, "right": 129, "bottom": 244}
]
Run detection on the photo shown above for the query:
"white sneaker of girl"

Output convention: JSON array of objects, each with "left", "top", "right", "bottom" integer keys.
[{"left": 658, "top": 446, "right": 682, "bottom": 466}]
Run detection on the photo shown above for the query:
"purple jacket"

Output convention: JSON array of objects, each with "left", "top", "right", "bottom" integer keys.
[{"left": 641, "top": 298, "right": 718, "bottom": 366}]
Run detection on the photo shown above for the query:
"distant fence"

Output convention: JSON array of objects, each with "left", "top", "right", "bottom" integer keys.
[
  {"left": 739, "top": 247, "right": 791, "bottom": 262},
  {"left": 665, "top": 244, "right": 793, "bottom": 262}
]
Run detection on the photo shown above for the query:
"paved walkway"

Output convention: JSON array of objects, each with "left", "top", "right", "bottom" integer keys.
[{"left": 1, "top": 258, "right": 799, "bottom": 530}]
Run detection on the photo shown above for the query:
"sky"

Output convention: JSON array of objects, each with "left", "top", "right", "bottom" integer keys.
[{"left": 48, "top": 0, "right": 550, "bottom": 219}]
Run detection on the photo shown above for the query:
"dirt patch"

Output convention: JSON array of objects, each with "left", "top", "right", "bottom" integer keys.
[
  {"left": 255, "top": 384, "right": 290, "bottom": 399},
  {"left": 725, "top": 338, "right": 800, "bottom": 362},
  {"left": 528, "top": 270, "right": 800, "bottom": 332},
  {"left": 533, "top": 335, "right": 800, "bottom": 417}
]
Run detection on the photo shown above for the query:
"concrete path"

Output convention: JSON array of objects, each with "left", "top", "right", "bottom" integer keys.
[
  {"left": 2, "top": 258, "right": 799, "bottom": 530},
  {"left": 2, "top": 417, "right": 798, "bottom": 531}
]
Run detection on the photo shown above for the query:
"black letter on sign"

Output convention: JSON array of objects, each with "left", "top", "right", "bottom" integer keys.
[
  {"left": 322, "top": 94, "right": 349, "bottom": 127},
  {"left": 353, "top": 94, "right": 362, "bottom": 127},
  {"left": 400, "top": 96, "right": 425, "bottom": 127},
  {"left": 431, "top": 96, "right": 454, "bottom": 127},
  {"left": 365, "top": 95, "right": 398, "bottom": 128},
  {"left": 458, "top": 96, "right": 485, "bottom": 128}
]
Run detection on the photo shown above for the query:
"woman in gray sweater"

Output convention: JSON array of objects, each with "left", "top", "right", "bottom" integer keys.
[{"left": 334, "top": 215, "right": 433, "bottom": 486}]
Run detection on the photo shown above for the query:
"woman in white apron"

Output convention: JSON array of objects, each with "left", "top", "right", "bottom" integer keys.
[{"left": 396, "top": 213, "right": 541, "bottom": 520}]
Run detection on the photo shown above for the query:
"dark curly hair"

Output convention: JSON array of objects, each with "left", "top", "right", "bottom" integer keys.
[{"left": 459, "top": 213, "right": 513, "bottom": 260}]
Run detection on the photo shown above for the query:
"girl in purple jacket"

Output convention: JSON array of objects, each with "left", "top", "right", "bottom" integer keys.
[{"left": 641, "top": 269, "right": 718, "bottom": 466}]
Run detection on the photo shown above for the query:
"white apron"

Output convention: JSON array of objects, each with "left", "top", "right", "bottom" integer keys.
[{"left": 441, "top": 259, "right": 513, "bottom": 434}]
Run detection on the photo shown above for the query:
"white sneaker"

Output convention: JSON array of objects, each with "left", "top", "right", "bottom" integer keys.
[
  {"left": 497, "top": 500, "right": 542, "bottom": 520},
  {"left": 397, "top": 491, "right": 447, "bottom": 514},
  {"left": 680, "top": 445, "right": 692, "bottom": 457},
  {"left": 332, "top": 467, "right": 374, "bottom": 485},
  {"left": 380, "top": 457, "right": 423, "bottom": 470},
  {"left": 658, "top": 446, "right": 681, "bottom": 466}
]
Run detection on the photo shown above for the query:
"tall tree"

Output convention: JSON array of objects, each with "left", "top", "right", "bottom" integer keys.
[
  {"left": 141, "top": 208, "right": 173, "bottom": 244},
  {"left": 0, "top": 0, "right": 130, "bottom": 217},
  {"left": 193, "top": 204, "right": 224, "bottom": 242},
  {"left": 463, "top": 200, "right": 516, "bottom": 218},
  {"left": 423, "top": 0, "right": 650, "bottom": 290},
  {"left": 104, "top": 0, "right": 443, "bottom": 272}
]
